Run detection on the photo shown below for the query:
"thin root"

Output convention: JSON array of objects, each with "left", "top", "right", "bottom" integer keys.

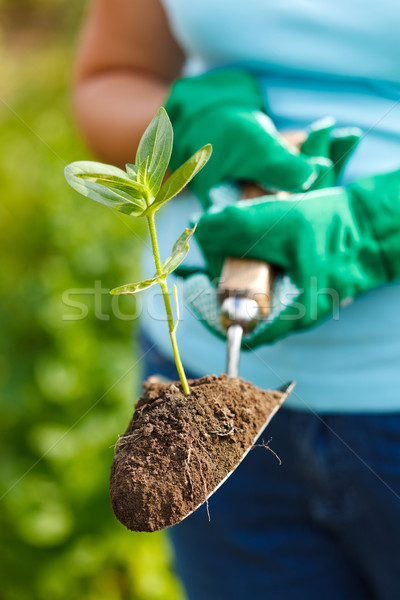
[
  {"left": 196, "top": 438, "right": 213, "bottom": 461},
  {"left": 194, "top": 452, "right": 210, "bottom": 522},
  {"left": 184, "top": 447, "right": 194, "bottom": 496},
  {"left": 209, "top": 425, "right": 236, "bottom": 437},
  {"left": 112, "top": 433, "right": 143, "bottom": 455},
  {"left": 254, "top": 437, "right": 282, "bottom": 465}
]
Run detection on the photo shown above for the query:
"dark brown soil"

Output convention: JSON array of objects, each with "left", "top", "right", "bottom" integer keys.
[{"left": 110, "top": 374, "right": 285, "bottom": 532}]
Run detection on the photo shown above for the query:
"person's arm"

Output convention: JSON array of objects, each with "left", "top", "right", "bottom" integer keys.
[{"left": 73, "top": 0, "right": 185, "bottom": 166}]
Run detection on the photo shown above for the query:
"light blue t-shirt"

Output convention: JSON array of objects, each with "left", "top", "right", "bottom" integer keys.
[{"left": 141, "top": 0, "right": 400, "bottom": 413}]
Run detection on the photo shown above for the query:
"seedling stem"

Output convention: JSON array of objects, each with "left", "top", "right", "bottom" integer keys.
[{"left": 147, "top": 212, "right": 190, "bottom": 395}]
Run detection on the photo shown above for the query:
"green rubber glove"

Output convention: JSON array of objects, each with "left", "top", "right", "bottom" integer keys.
[
  {"left": 192, "top": 169, "right": 400, "bottom": 347},
  {"left": 165, "top": 69, "right": 333, "bottom": 207},
  {"left": 300, "top": 117, "right": 362, "bottom": 188}
]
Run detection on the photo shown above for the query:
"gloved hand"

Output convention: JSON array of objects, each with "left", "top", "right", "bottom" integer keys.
[
  {"left": 179, "top": 115, "right": 362, "bottom": 344},
  {"left": 165, "top": 69, "right": 335, "bottom": 207},
  {"left": 189, "top": 169, "right": 400, "bottom": 347},
  {"left": 299, "top": 117, "right": 361, "bottom": 188}
]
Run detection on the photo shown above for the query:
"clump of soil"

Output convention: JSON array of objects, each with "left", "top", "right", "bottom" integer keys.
[{"left": 110, "top": 374, "right": 285, "bottom": 532}]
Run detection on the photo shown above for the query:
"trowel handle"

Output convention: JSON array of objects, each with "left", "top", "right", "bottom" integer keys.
[{"left": 218, "top": 183, "right": 278, "bottom": 317}]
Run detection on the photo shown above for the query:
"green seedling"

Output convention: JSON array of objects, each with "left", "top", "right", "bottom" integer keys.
[{"left": 65, "top": 107, "right": 212, "bottom": 396}]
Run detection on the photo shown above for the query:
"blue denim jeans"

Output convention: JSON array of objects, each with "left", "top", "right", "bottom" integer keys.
[{"left": 141, "top": 334, "right": 400, "bottom": 600}]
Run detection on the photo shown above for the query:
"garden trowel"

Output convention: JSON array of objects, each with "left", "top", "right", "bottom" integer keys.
[
  {"left": 218, "top": 131, "right": 304, "bottom": 378},
  {"left": 218, "top": 183, "right": 287, "bottom": 377}
]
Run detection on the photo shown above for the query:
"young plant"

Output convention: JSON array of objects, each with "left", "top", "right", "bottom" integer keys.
[{"left": 65, "top": 108, "right": 212, "bottom": 396}]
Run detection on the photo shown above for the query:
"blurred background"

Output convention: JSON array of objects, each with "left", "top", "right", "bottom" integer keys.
[{"left": 0, "top": 1, "right": 184, "bottom": 598}]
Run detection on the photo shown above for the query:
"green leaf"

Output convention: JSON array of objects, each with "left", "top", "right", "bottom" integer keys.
[
  {"left": 161, "top": 227, "right": 196, "bottom": 276},
  {"left": 75, "top": 173, "right": 147, "bottom": 202},
  {"left": 136, "top": 156, "right": 149, "bottom": 187},
  {"left": 136, "top": 107, "right": 173, "bottom": 195},
  {"left": 65, "top": 161, "right": 145, "bottom": 216},
  {"left": 111, "top": 228, "right": 196, "bottom": 294},
  {"left": 125, "top": 163, "right": 138, "bottom": 178},
  {"left": 146, "top": 144, "right": 212, "bottom": 215},
  {"left": 110, "top": 274, "right": 163, "bottom": 295}
]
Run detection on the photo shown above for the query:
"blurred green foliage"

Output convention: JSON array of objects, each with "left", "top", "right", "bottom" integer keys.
[{"left": 0, "top": 3, "right": 185, "bottom": 599}]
